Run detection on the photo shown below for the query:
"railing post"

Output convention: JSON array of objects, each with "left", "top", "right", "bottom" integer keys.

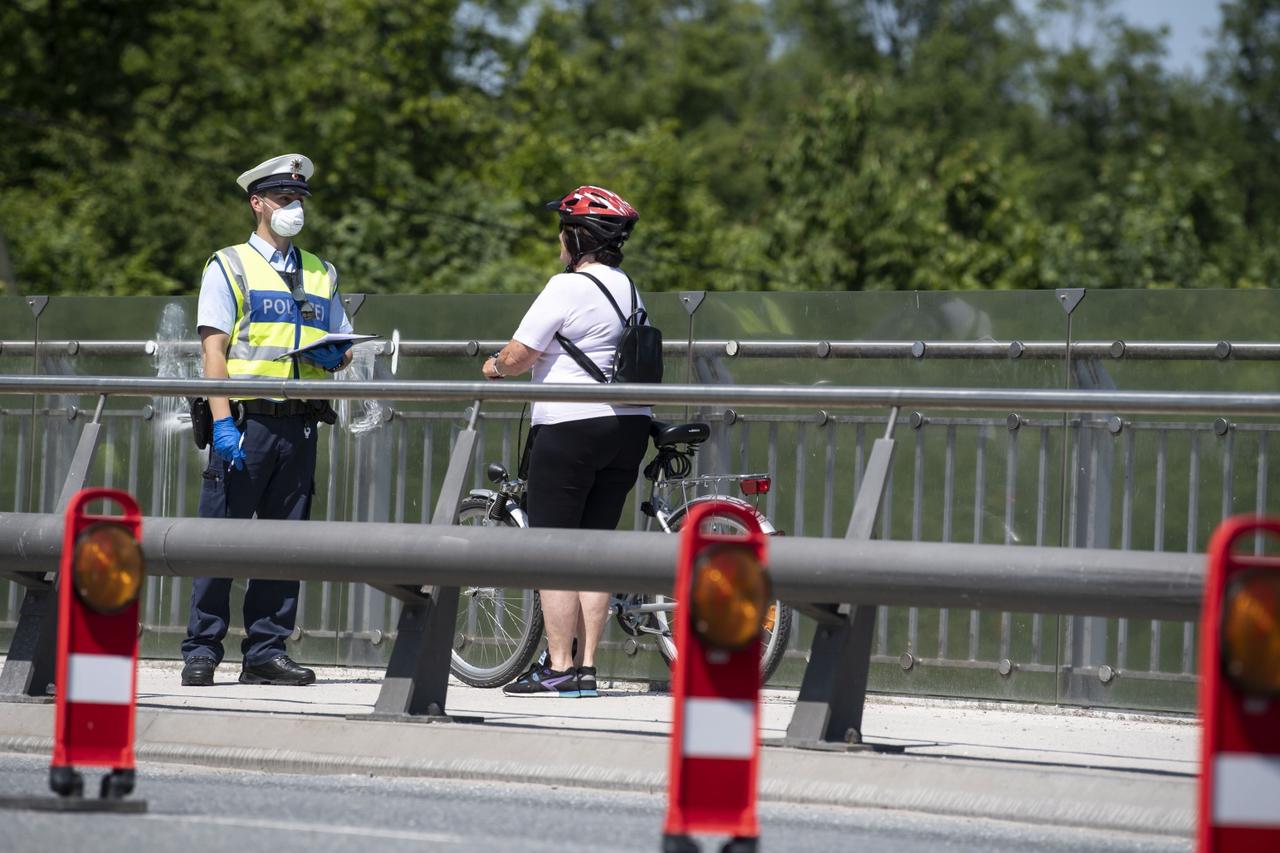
[
  {"left": 679, "top": 290, "right": 706, "bottom": 422},
  {"left": 1064, "top": 361, "right": 1118, "bottom": 704},
  {"left": 779, "top": 407, "right": 902, "bottom": 751},
  {"left": 0, "top": 582, "right": 58, "bottom": 702},
  {"left": 0, "top": 395, "right": 106, "bottom": 702},
  {"left": 361, "top": 401, "right": 481, "bottom": 723}
]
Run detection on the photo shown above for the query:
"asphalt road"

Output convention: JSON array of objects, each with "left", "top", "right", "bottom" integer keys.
[{"left": 0, "top": 753, "right": 1188, "bottom": 853}]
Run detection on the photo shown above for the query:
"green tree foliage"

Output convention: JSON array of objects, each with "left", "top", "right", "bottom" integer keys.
[{"left": 1, "top": 0, "right": 1277, "bottom": 296}]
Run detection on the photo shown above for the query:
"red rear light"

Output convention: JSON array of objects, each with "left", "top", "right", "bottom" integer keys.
[{"left": 739, "top": 477, "right": 771, "bottom": 496}]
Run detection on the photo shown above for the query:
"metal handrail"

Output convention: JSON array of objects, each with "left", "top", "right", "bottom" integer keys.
[
  {"left": 1, "top": 374, "right": 1279, "bottom": 416},
  {"left": 4, "top": 338, "right": 1280, "bottom": 361}
]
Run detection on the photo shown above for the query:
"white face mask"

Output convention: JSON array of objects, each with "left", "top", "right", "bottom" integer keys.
[{"left": 268, "top": 199, "right": 305, "bottom": 237}]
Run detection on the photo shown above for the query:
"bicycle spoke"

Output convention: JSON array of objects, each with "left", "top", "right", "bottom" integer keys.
[
  {"left": 474, "top": 598, "right": 526, "bottom": 647},
  {"left": 457, "top": 588, "right": 536, "bottom": 672}
]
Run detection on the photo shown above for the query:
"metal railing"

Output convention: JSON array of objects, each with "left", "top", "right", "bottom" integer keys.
[
  {"left": 2, "top": 283, "right": 1277, "bottom": 712},
  {"left": 0, "top": 374, "right": 1277, "bottom": 414},
  {"left": 0, "top": 373, "right": 1273, "bottom": 715},
  {"left": 6, "top": 337, "right": 1280, "bottom": 361},
  {"left": 0, "top": 371, "right": 1222, "bottom": 742}
]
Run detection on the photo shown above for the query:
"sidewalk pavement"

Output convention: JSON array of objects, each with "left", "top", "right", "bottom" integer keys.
[{"left": 0, "top": 659, "right": 1198, "bottom": 838}]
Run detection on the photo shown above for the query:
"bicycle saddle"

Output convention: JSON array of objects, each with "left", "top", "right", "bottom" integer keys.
[{"left": 650, "top": 421, "right": 711, "bottom": 448}]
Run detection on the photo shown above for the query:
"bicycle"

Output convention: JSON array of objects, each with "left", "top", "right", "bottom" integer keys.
[{"left": 449, "top": 420, "right": 793, "bottom": 688}]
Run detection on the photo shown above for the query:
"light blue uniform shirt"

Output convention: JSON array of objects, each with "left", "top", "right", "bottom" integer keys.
[{"left": 196, "top": 233, "right": 353, "bottom": 335}]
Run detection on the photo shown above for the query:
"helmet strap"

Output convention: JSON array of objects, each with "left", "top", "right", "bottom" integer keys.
[{"left": 564, "top": 226, "right": 588, "bottom": 273}]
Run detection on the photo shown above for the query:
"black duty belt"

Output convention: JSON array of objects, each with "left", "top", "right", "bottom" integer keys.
[{"left": 238, "top": 399, "right": 318, "bottom": 418}]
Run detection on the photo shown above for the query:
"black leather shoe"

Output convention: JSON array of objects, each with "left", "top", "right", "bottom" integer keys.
[
  {"left": 239, "top": 655, "right": 315, "bottom": 686},
  {"left": 181, "top": 658, "right": 216, "bottom": 687}
]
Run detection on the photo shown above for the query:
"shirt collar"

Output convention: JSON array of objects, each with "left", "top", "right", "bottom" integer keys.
[{"left": 247, "top": 232, "right": 295, "bottom": 269}]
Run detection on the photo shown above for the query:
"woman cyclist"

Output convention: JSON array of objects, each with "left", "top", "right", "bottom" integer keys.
[{"left": 482, "top": 186, "right": 651, "bottom": 698}]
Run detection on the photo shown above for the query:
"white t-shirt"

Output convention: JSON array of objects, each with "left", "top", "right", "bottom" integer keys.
[{"left": 513, "top": 265, "right": 653, "bottom": 426}]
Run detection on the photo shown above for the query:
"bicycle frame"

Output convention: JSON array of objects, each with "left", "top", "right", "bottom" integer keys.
[
  {"left": 640, "top": 441, "right": 773, "bottom": 534},
  {"left": 451, "top": 427, "right": 793, "bottom": 687},
  {"left": 462, "top": 442, "right": 774, "bottom": 635}
]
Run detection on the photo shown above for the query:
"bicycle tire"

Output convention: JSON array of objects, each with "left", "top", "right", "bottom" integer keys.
[
  {"left": 450, "top": 497, "right": 544, "bottom": 688},
  {"left": 655, "top": 506, "right": 794, "bottom": 684}
]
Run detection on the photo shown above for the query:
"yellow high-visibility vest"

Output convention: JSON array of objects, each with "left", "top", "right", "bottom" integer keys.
[{"left": 210, "top": 243, "right": 337, "bottom": 399}]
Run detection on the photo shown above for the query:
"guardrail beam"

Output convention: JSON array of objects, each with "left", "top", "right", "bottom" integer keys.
[{"left": 0, "top": 515, "right": 1204, "bottom": 619}]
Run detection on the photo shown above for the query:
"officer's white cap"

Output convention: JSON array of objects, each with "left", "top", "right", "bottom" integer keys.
[{"left": 236, "top": 153, "right": 314, "bottom": 195}]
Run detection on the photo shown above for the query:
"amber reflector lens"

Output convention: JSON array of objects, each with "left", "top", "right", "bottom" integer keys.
[
  {"left": 1221, "top": 570, "right": 1280, "bottom": 696},
  {"left": 690, "top": 544, "right": 770, "bottom": 650},
  {"left": 762, "top": 603, "right": 777, "bottom": 633},
  {"left": 73, "top": 522, "right": 144, "bottom": 614}
]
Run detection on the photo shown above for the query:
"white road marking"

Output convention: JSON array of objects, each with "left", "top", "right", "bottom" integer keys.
[{"left": 140, "top": 813, "right": 463, "bottom": 844}]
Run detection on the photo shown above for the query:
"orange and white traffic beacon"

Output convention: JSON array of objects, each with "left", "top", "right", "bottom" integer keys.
[
  {"left": 663, "top": 501, "right": 770, "bottom": 853},
  {"left": 50, "top": 488, "right": 146, "bottom": 808},
  {"left": 1198, "top": 515, "right": 1280, "bottom": 851}
]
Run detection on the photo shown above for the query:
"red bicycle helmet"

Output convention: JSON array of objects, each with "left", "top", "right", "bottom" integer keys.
[{"left": 546, "top": 185, "right": 639, "bottom": 252}]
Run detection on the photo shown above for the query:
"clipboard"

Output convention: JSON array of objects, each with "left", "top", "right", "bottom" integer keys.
[{"left": 275, "top": 332, "right": 380, "bottom": 360}]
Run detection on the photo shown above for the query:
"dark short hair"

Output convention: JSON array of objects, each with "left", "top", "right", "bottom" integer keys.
[{"left": 564, "top": 223, "right": 624, "bottom": 267}]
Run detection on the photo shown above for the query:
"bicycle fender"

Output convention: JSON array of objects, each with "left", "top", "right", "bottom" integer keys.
[
  {"left": 466, "top": 489, "right": 528, "bottom": 527},
  {"left": 671, "top": 495, "right": 776, "bottom": 534}
]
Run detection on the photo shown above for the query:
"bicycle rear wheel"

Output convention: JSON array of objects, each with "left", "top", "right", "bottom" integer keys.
[
  {"left": 656, "top": 507, "right": 794, "bottom": 683},
  {"left": 450, "top": 497, "right": 544, "bottom": 688}
]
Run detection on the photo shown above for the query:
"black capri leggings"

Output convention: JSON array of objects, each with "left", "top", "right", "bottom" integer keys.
[{"left": 525, "top": 415, "right": 651, "bottom": 530}]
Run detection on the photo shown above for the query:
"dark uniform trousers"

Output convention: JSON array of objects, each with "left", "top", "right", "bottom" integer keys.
[{"left": 182, "top": 412, "right": 318, "bottom": 667}]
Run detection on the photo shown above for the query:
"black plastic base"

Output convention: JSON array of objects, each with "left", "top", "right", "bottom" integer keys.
[
  {"left": 4, "top": 765, "right": 146, "bottom": 813},
  {"left": 721, "top": 838, "right": 759, "bottom": 853},
  {"left": 661, "top": 835, "right": 760, "bottom": 853},
  {"left": 0, "top": 795, "right": 147, "bottom": 813},
  {"left": 662, "top": 835, "right": 701, "bottom": 853}
]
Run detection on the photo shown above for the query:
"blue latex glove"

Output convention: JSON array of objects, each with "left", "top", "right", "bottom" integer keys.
[
  {"left": 304, "top": 341, "right": 352, "bottom": 371},
  {"left": 212, "top": 416, "right": 246, "bottom": 470}
]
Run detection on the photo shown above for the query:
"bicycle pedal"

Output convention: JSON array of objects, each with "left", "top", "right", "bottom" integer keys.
[{"left": 640, "top": 501, "right": 656, "bottom": 517}]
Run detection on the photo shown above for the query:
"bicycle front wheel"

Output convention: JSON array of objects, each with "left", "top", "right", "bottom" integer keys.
[
  {"left": 450, "top": 497, "right": 544, "bottom": 688},
  {"left": 655, "top": 507, "right": 794, "bottom": 684}
]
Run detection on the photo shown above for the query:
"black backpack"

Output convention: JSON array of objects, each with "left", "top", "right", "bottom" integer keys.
[{"left": 554, "top": 271, "right": 663, "bottom": 385}]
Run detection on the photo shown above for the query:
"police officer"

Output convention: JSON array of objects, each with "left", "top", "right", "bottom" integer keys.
[{"left": 180, "top": 153, "right": 354, "bottom": 687}]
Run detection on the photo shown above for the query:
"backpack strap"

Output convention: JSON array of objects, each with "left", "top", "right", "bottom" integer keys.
[
  {"left": 624, "top": 272, "right": 648, "bottom": 326},
  {"left": 576, "top": 270, "right": 648, "bottom": 325},
  {"left": 618, "top": 271, "right": 645, "bottom": 324},
  {"left": 573, "top": 271, "right": 628, "bottom": 324},
  {"left": 552, "top": 270, "right": 636, "bottom": 384},
  {"left": 554, "top": 333, "right": 609, "bottom": 383}
]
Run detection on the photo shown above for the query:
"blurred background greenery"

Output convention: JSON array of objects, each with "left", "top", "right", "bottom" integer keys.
[{"left": 3, "top": 0, "right": 1279, "bottom": 297}]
